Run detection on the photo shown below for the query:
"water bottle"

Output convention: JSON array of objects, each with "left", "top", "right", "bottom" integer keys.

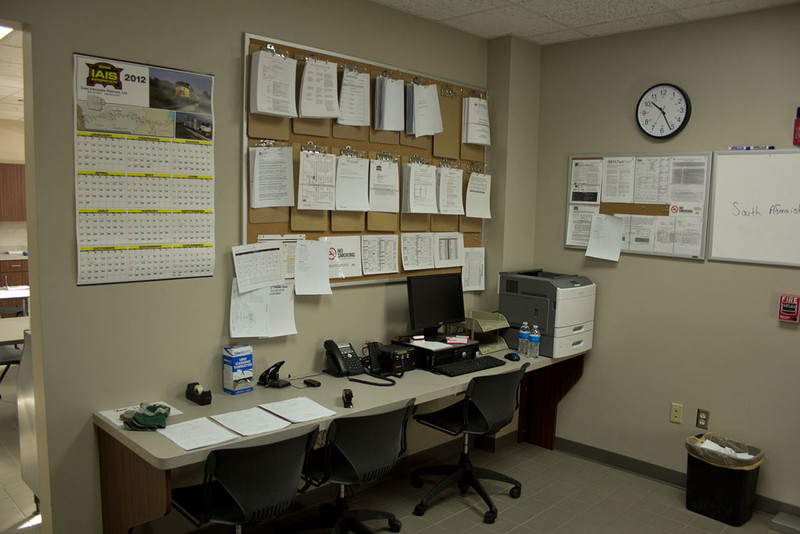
[
  {"left": 518, "top": 322, "right": 530, "bottom": 357},
  {"left": 530, "top": 324, "right": 541, "bottom": 359}
]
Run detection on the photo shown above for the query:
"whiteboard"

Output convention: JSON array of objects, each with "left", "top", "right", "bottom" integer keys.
[{"left": 709, "top": 150, "right": 800, "bottom": 267}]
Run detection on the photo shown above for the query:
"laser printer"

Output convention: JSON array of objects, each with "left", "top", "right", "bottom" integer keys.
[{"left": 499, "top": 270, "right": 595, "bottom": 358}]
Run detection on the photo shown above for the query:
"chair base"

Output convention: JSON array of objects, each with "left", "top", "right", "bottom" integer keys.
[
  {"left": 411, "top": 451, "right": 521, "bottom": 524},
  {"left": 293, "top": 492, "right": 401, "bottom": 534}
]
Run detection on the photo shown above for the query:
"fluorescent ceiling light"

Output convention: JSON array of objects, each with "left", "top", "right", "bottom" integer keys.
[{"left": 0, "top": 26, "right": 13, "bottom": 41}]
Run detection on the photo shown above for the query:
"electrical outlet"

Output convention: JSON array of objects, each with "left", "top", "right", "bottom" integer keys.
[
  {"left": 670, "top": 402, "right": 683, "bottom": 424},
  {"left": 696, "top": 409, "right": 710, "bottom": 430}
]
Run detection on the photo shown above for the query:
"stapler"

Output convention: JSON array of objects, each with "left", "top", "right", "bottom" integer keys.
[{"left": 258, "top": 360, "right": 290, "bottom": 388}]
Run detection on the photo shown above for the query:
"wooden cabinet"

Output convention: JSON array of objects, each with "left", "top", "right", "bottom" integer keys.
[
  {"left": 0, "top": 259, "right": 28, "bottom": 317},
  {"left": 0, "top": 163, "right": 26, "bottom": 221}
]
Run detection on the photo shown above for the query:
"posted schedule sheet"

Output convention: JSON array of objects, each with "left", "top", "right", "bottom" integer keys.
[{"left": 74, "top": 54, "right": 215, "bottom": 285}]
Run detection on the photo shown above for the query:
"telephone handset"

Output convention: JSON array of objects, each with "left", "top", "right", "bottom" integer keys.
[{"left": 324, "top": 340, "right": 365, "bottom": 377}]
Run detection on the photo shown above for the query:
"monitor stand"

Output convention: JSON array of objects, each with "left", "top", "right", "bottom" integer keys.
[{"left": 422, "top": 327, "right": 446, "bottom": 342}]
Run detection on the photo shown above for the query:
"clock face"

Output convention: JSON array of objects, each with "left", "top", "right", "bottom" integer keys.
[{"left": 636, "top": 83, "right": 691, "bottom": 138}]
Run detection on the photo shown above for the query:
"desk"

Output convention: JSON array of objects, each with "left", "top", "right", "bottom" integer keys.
[
  {"left": 0, "top": 316, "right": 29, "bottom": 346},
  {"left": 93, "top": 352, "right": 584, "bottom": 534},
  {"left": 0, "top": 286, "right": 30, "bottom": 316}
]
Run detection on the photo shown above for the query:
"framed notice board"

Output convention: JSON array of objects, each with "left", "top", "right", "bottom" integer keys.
[
  {"left": 564, "top": 153, "right": 711, "bottom": 260},
  {"left": 241, "top": 33, "right": 488, "bottom": 284},
  {"left": 709, "top": 150, "right": 800, "bottom": 267}
]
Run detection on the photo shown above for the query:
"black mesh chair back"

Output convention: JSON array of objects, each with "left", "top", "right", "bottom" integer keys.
[
  {"left": 172, "top": 425, "right": 318, "bottom": 531},
  {"left": 463, "top": 363, "right": 528, "bottom": 435},
  {"left": 323, "top": 398, "right": 415, "bottom": 485}
]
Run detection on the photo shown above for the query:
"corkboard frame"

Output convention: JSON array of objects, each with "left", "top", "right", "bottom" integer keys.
[{"left": 242, "top": 33, "right": 488, "bottom": 285}]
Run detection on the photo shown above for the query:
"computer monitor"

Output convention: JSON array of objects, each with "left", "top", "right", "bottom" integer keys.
[{"left": 406, "top": 272, "right": 465, "bottom": 339}]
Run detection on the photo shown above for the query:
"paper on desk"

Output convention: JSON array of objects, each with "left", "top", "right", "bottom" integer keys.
[
  {"left": 260, "top": 396, "right": 336, "bottom": 423},
  {"left": 406, "top": 340, "right": 450, "bottom": 351},
  {"left": 585, "top": 214, "right": 623, "bottom": 262},
  {"left": 211, "top": 407, "right": 291, "bottom": 436},
  {"left": 99, "top": 402, "right": 183, "bottom": 427},
  {"left": 157, "top": 417, "right": 239, "bottom": 450}
]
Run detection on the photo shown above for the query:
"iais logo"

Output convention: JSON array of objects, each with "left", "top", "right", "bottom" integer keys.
[{"left": 86, "top": 62, "right": 123, "bottom": 90}]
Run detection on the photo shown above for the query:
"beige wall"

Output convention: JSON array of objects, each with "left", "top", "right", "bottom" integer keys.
[
  {"left": 535, "top": 5, "right": 800, "bottom": 509},
  {"left": 0, "top": 1, "right": 488, "bottom": 531},
  {"left": 0, "top": 119, "right": 24, "bottom": 163}
]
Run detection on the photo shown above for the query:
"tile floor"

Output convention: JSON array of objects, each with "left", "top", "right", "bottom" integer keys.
[{"left": 0, "top": 366, "right": 783, "bottom": 533}]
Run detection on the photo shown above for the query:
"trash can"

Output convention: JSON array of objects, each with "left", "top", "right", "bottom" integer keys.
[{"left": 685, "top": 433, "right": 764, "bottom": 526}]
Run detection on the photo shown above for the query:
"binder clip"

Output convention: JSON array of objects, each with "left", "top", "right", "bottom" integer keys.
[{"left": 186, "top": 382, "right": 212, "bottom": 406}]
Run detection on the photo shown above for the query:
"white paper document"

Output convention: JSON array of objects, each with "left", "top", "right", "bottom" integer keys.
[
  {"left": 258, "top": 234, "right": 306, "bottom": 279},
  {"left": 602, "top": 157, "right": 635, "bottom": 203},
  {"left": 260, "top": 396, "right": 337, "bottom": 423},
  {"left": 211, "top": 407, "right": 291, "bottom": 436},
  {"left": 402, "top": 163, "right": 438, "bottom": 214},
  {"left": 249, "top": 146, "right": 294, "bottom": 208},
  {"left": 232, "top": 243, "right": 283, "bottom": 293},
  {"left": 337, "top": 69, "right": 370, "bottom": 126},
  {"left": 406, "top": 83, "right": 443, "bottom": 137},
  {"left": 633, "top": 156, "right": 671, "bottom": 204},
  {"left": 230, "top": 278, "right": 269, "bottom": 338},
  {"left": 335, "top": 156, "right": 370, "bottom": 211},
  {"left": 436, "top": 167, "right": 465, "bottom": 215},
  {"left": 294, "top": 240, "right": 332, "bottom": 295},
  {"left": 321, "top": 235, "right": 363, "bottom": 279},
  {"left": 585, "top": 214, "right": 623, "bottom": 261},
  {"left": 462, "top": 247, "right": 485, "bottom": 291},
  {"left": 369, "top": 159, "right": 400, "bottom": 212},
  {"left": 462, "top": 97, "right": 491, "bottom": 146},
  {"left": 299, "top": 58, "right": 340, "bottom": 118},
  {"left": 298, "top": 151, "right": 337, "bottom": 210},
  {"left": 565, "top": 204, "right": 600, "bottom": 247},
  {"left": 569, "top": 158, "right": 602, "bottom": 204},
  {"left": 265, "top": 282, "right": 297, "bottom": 337},
  {"left": 669, "top": 155, "right": 708, "bottom": 203},
  {"left": 433, "top": 232, "right": 465, "bottom": 268},
  {"left": 401, "top": 232, "right": 435, "bottom": 271},
  {"left": 157, "top": 418, "right": 239, "bottom": 451},
  {"left": 374, "top": 76, "right": 404, "bottom": 131},
  {"left": 249, "top": 50, "right": 298, "bottom": 118},
  {"left": 362, "top": 234, "right": 399, "bottom": 275},
  {"left": 465, "top": 172, "right": 491, "bottom": 219}
]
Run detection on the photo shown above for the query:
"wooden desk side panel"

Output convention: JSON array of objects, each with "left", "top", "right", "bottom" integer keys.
[
  {"left": 97, "top": 427, "right": 171, "bottom": 534},
  {"left": 517, "top": 354, "right": 585, "bottom": 449}
]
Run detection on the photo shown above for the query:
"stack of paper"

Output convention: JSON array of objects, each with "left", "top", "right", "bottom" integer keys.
[
  {"left": 436, "top": 166, "right": 465, "bottom": 215},
  {"left": 299, "top": 58, "right": 340, "bottom": 118},
  {"left": 405, "top": 83, "right": 443, "bottom": 137},
  {"left": 462, "top": 97, "right": 491, "bottom": 146},
  {"left": 402, "top": 163, "right": 438, "bottom": 214},
  {"left": 260, "top": 396, "right": 336, "bottom": 423},
  {"left": 249, "top": 50, "right": 298, "bottom": 117},
  {"left": 337, "top": 70, "right": 370, "bottom": 126},
  {"left": 374, "top": 76, "right": 404, "bottom": 131}
]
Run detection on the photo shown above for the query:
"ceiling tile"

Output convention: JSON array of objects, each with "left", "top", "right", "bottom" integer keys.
[
  {"left": 581, "top": 11, "right": 684, "bottom": 36},
  {"left": 366, "top": 0, "right": 513, "bottom": 21},
  {"left": 677, "top": 0, "right": 798, "bottom": 20},
  {"left": 520, "top": 0, "right": 667, "bottom": 27},
  {"left": 441, "top": 4, "right": 564, "bottom": 38},
  {"left": 528, "top": 29, "right": 590, "bottom": 45}
]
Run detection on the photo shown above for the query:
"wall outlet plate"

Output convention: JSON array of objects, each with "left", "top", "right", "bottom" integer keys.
[
  {"left": 696, "top": 408, "right": 710, "bottom": 430},
  {"left": 670, "top": 402, "right": 683, "bottom": 424}
]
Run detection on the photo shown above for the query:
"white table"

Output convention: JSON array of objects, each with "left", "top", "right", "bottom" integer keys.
[
  {"left": 0, "top": 286, "right": 30, "bottom": 316},
  {"left": 0, "top": 316, "right": 28, "bottom": 346}
]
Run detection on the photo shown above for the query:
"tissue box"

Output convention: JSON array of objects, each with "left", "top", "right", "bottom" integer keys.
[{"left": 223, "top": 345, "right": 254, "bottom": 395}]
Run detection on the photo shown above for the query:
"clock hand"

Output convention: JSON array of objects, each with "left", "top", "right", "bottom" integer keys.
[{"left": 650, "top": 101, "right": 674, "bottom": 131}]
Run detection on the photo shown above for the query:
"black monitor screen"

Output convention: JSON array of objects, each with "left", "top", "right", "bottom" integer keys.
[{"left": 407, "top": 272, "right": 465, "bottom": 338}]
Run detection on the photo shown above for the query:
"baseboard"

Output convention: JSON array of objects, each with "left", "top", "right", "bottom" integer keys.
[{"left": 555, "top": 437, "right": 800, "bottom": 517}]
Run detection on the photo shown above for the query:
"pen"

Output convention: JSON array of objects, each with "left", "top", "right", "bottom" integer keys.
[{"left": 728, "top": 146, "right": 775, "bottom": 150}]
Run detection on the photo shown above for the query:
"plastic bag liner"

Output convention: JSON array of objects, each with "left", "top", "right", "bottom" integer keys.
[{"left": 685, "top": 433, "right": 764, "bottom": 470}]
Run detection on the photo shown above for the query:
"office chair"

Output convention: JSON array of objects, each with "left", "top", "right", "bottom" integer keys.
[
  {"left": 0, "top": 344, "right": 22, "bottom": 400},
  {"left": 411, "top": 362, "right": 530, "bottom": 524},
  {"left": 298, "top": 398, "right": 416, "bottom": 534},
  {"left": 171, "top": 426, "right": 318, "bottom": 534}
]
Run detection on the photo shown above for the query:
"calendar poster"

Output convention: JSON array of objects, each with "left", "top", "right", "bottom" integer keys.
[{"left": 74, "top": 54, "right": 215, "bottom": 284}]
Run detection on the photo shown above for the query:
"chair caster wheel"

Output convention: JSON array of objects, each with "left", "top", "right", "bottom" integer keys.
[
  {"left": 411, "top": 475, "right": 423, "bottom": 488},
  {"left": 458, "top": 482, "right": 470, "bottom": 494},
  {"left": 388, "top": 518, "right": 402, "bottom": 532},
  {"left": 414, "top": 503, "right": 427, "bottom": 516},
  {"left": 484, "top": 510, "right": 497, "bottom": 524},
  {"left": 510, "top": 486, "right": 521, "bottom": 498}
]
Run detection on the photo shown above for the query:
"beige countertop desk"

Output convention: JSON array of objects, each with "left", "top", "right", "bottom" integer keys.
[
  {"left": 93, "top": 352, "right": 585, "bottom": 534},
  {"left": 0, "top": 316, "right": 28, "bottom": 346}
]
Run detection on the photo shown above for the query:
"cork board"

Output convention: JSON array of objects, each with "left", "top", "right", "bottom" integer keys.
[{"left": 244, "top": 34, "right": 489, "bottom": 283}]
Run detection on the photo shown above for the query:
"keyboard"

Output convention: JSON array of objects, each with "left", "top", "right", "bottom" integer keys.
[{"left": 432, "top": 355, "right": 506, "bottom": 377}]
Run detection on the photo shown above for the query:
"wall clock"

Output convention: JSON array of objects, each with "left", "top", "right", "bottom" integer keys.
[{"left": 636, "top": 83, "right": 691, "bottom": 139}]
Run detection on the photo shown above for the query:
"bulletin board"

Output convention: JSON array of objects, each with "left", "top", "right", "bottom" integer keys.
[
  {"left": 708, "top": 150, "right": 800, "bottom": 267},
  {"left": 564, "top": 153, "right": 712, "bottom": 260},
  {"left": 241, "top": 33, "right": 488, "bottom": 284}
]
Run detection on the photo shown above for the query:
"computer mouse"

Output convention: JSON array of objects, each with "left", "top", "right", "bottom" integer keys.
[{"left": 505, "top": 352, "right": 520, "bottom": 361}]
